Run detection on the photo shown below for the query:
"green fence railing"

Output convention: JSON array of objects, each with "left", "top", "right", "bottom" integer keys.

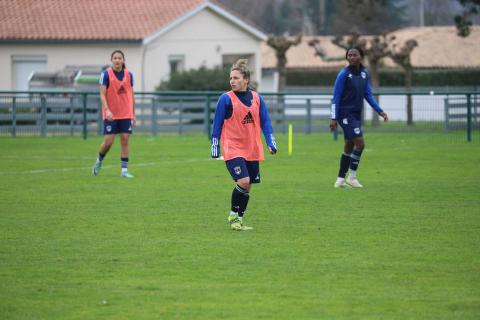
[{"left": 0, "top": 90, "right": 478, "bottom": 142}]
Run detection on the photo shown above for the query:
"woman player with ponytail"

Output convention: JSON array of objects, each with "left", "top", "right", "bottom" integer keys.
[
  {"left": 211, "top": 59, "right": 277, "bottom": 231},
  {"left": 93, "top": 50, "right": 136, "bottom": 178}
]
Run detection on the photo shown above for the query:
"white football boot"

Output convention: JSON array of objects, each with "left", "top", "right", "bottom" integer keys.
[
  {"left": 334, "top": 178, "right": 349, "bottom": 188},
  {"left": 346, "top": 177, "right": 363, "bottom": 188}
]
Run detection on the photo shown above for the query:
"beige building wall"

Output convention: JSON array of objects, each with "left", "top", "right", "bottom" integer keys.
[{"left": 142, "top": 7, "right": 263, "bottom": 92}]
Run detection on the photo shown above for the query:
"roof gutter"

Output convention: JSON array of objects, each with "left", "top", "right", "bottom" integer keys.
[{"left": 0, "top": 39, "right": 142, "bottom": 44}]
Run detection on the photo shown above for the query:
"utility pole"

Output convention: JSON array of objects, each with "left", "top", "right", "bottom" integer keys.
[
  {"left": 419, "top": 0, "right": 425, "bottom": 26},
  {"left": 319, "top": 0, "right": 326, "bottom": 33}
]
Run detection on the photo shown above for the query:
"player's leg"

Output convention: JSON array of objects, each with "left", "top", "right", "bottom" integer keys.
[
  {"left": 236, "top": 161, "right": 260, "bottom": 230},
  {"left": 347, "top": 136, "right": 365, "bottom": 187},
  {"left": 334, "top": 139, "right": 354, "bottom": 188},
  {"left": 225, "top": 158, "right": 250, "bottom": 230},
  {"left": 346, "top": 118, "right": 365, "bottom": 187},
  {"left": 92, "top": 120, "right": 116, "bottom": 176},
  {"left": 334, "top": 117, "right": 354, "bottom": 188},
  {"left": 119, "top": 119, "right": 134, "bottom": 178},
  {"left": 236, "top": 176, "right": 251, "bottom": 224},
  {"left": 119, "top": 133, "right": 133, "bottom": 178}
]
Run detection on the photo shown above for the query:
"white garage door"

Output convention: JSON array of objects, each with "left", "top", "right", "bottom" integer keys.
[{"left": 12, "top": 55, "right": 47, "bottom": 90}]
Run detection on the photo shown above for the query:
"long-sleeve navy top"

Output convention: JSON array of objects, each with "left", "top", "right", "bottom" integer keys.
[{"left": 331, "top": 65, "right": 383, "bottom": 120}]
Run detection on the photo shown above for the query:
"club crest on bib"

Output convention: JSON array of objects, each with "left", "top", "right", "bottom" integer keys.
[{"left": 361, "top": 71, "right": 366, "bottom": 79}]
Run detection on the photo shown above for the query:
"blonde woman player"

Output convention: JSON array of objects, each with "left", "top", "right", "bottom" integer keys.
[
  {"left": 92, "top": 50, "right": 136, "bottom": 178},
  {"left": 210, "top": 59, "right": 277, "bottom": 231}
]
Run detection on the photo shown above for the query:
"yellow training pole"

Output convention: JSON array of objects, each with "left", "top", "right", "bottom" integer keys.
[{"left": 288, "top": 123, "right": 293, "bottom": 156}]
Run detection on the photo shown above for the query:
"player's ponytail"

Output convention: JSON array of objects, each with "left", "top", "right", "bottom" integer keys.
[
  {"left": 111, "top": 49, "right": 126, "bottom": 69},
  {"left": 231, "top": 58, "right": 251, "bottom": 88}
]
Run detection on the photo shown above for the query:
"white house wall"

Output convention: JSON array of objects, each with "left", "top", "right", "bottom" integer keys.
[
  {"left": 0, "top": 44, "right": 143, "bottom": 91},
  {"left": 143, "top": 8, "right": 263, "bottom": 92}
]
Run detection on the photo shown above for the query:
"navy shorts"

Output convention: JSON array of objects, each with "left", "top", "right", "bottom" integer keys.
[
  {"left": 338, "top": 115, "right": 363, "bottom": 140},
  {"left": 225, "top": 157, "right": 260, "bottom": 184},
  {"left": 103, "top": 119, "right": 133, "bottom": 135}
]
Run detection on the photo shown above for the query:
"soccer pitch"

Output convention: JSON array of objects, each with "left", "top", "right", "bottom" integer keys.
[{"left": 1, "top": 133, "right": 479, "bottom": 319}]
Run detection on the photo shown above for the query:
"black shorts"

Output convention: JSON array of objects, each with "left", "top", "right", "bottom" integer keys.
[
  {"left": 225, "top": 157, "right": 260, "bottom": 184},
  {"left": 103, "top": 119, "right": 133, "bottom": 135},
  {"left": 338, "top": 115, "right": 363, "bottom": 140}
]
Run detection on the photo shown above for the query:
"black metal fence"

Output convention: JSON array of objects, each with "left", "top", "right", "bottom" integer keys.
[{"left": 0, "top": 90, "right": 478, "bottom": 141}]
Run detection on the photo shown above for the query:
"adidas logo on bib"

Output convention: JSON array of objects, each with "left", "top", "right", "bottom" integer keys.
[
  {"left": 242, "top": 112, "right": 254, "bottom": 124},
  {"left": 117, "top": 85, "right": 126, "bottom": 94}
]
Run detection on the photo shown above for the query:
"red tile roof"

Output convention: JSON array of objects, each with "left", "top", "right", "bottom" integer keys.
[{"left": 0, "top": 0, "right": 206, "bottom": 41}]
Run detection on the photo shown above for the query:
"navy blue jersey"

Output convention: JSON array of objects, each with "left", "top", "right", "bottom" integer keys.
[
  {"left": 211, "top": 89, "right": 276, "bottom": 148},
  {"left": 331, "top": 65, "right": 382, "bottom": 120},
  {"left": 99, "top": 69, "right": 134, "bottom": 88}
]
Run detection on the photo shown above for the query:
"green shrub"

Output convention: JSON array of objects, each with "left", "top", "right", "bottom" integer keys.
[{"left": 157, "top": 66, "right": 230, "bottom": 91}]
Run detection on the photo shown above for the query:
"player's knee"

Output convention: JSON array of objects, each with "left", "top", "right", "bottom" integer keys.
[
  {"left": 238, "top": 179, "right": 250, "bottom": 190},
  {"left": 104, "top": 138, "right": 114, "bottom": 148},
  {"left": 355, "top": 142, "right": 365, "bottom": 151},
  {"left": 344, "top": 142, "right": 354, "bottom": 154},
  {"left": 120, "top": 137, "right": 129, "bottom": 146}
]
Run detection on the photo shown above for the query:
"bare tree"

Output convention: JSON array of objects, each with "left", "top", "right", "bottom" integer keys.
[
  {"left": 388, "top": 39, "right": 418, "bottom": 125},
  {"left": 455, "top": 0, "right": 480, "bottom": 37},
  {"left": 308, "top": 38, "right": 341, "bottom": 62},
  {"left": 266, "top": 35, "right": 302, "bottom": 92}
]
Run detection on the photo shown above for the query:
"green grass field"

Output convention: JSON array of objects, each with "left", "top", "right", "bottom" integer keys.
[{"left": 1, "top": 133, "right": 479, "bottom": 319}]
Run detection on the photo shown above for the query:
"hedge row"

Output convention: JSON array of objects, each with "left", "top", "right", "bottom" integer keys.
[{"left": 286, "top": 68, "right": 480, "bottom": 87}]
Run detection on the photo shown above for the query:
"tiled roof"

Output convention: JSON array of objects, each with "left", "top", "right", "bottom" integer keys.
[
  {"left": 262, "top": 26, "right": 480, "bottom": 69},
  {"left": 0, "top": 0, "right": 206, "bottom": 41},
  {"left": 387, "top": 26, "right": 480, "bottom": 68}
]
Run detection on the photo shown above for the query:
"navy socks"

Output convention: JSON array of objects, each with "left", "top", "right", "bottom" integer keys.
[
  {"left": 338, "top": 153, "right": 351, "bottom": 178},
  {"left": 350, "top": 150, "right": 363, "bottom": 172},
  {"left": 231, "top": 185, "right": 250, "bottom": 217}
]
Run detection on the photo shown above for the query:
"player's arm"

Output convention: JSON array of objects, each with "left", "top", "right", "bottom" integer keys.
[
  {"left": 99, "top": 71, "right": 113, "bottom": 120},
  {"left": 259, "top": 95, "right": 277, "bottom": 154},
  {"left": 364, "top": 73, "right": 388, "bottom": 122},
  {"left": 330, "top": 70, "right": 346, "bottom": 130},
  {"left": 210, "top": 94, "right": 229, "bottom": 158}
]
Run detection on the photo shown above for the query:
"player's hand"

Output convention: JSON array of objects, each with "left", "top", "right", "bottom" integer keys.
[
  {"left": 211, "top": 144, "right": 220, "bottom": 158},
  {"left": 268, "top": 146, "right": 277, "bottom": 155},
  {"left": 105, "top": 109, "right": 114, "bottom": 121},
  {"left": 329, "top": 119, "right": 337, "bottom": 131},
  {"left": 132, "top": 118, "right": 137, "bottom": 127},
  {"left": 379, "top": 112, "right": 389, "bottom": 122},
  {"left": 211, "top": 138, "right": 220, "bottom": 158}
]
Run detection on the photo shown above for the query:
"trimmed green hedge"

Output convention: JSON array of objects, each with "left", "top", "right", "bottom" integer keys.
[
  {"left": 157, "top": 66, "right": 230, "bottom": 91},
  {"left": 286, "top": 68, "right": 480, "bottom": 87}
]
